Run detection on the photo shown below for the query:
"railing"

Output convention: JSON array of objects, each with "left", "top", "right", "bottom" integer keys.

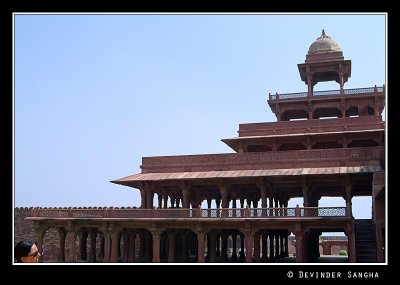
[
  {"left": 269, "top": 85, "right": 384, "bottom": 101},
  {"left": 237, "top": 116, "right": 384, "bottom": 136},
  {"left": 31, "top": 206, "right": 348, "bottom": 219},
  {"left": 141, "top": 146, "right": 384, "bottom": 172}
]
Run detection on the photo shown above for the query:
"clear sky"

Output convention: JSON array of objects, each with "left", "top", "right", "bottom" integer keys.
[{"left": 14, "top": 13, "right": 386, "bottom": 219}]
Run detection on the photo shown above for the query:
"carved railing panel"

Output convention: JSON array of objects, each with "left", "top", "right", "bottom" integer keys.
[{"left": 31, "top": 207, "right": 347, "bottom": 219}]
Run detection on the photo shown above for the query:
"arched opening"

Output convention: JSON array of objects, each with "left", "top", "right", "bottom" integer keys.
[
  {"left": 345, "top": 106, "right": 359, "bottom": 117},
  {"left": 278, "top": 143, "right": 307, "bottom": 151},
  {"left": 313, "top": 107, "right": 342, "bottom": 119},
  {"left": 247, "top": 145, "right": 272, "bottom": 152},
  {"left": 312, "top": 141, "right": 343, "bottom": 149},
  {"left": 347, "top": 140, "right": 379, "bottom": 148},
  {"left": 281, "top": 109, "right": 309, "bottom": 121}
]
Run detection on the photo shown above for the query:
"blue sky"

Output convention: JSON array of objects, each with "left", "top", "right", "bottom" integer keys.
[{"left": 14, "top": 14, "right": 386, "bottom": 219}]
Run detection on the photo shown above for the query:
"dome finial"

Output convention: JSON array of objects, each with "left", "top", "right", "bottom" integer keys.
[{"left": 317, "top": 29, "right": 330, "bottom": 40}]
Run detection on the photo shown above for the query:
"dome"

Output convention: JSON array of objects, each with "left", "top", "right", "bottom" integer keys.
[{"left": 308, "top": 30, "right": 341, "bottom": 55}]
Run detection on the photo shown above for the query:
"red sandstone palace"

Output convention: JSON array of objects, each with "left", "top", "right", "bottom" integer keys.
[{"left": 22, "top": 30, "right": 385, "bottom": 263}]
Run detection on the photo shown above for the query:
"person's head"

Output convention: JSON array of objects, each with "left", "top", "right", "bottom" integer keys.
[{"left": 14, "top": 240, "right": 41, "bottom": 263}]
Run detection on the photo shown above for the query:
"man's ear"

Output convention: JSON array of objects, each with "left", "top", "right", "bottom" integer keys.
[{"left": 20, "top": 256, "right": 29, "bottom": 262}]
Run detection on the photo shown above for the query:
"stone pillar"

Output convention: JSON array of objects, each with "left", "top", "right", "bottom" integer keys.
[
  {"left": 98, "top": 233, "right": 104, "bottom": 260},
  {"left": 207, "top": 197, "right": 212, "bottom": 209},
  {"left": 89, "top": 229, "right": 97, "bottom": 263},
  {"left": 122, "top": 230, "right": 129, "bottom": 262},
  {"left": 345, "top": 179, "right": 353, "bottom": 217},
  {"left": 180, "top": 182, "right": 191, "bottom": 209},
  {"left": 239, "top": 233, "right": 245, "bottom": 259},
  {"left": 275, "top": 234, "right": 280, "bottom": 258},
  {"left": 284, "top": 233, "right": 289, "bottom": 257},
  {"left": 221, "top": 232, "right": 227, "bottom": 261},
  {"left": 269, "top": 234, "right": 274, "bottom": 261},
  {"left": 195, "top": 230, "right": 206, "bottom": 263},
  {"left": 244, "top": 231, "right": 254, "bottom": 263},
  {"left": 253, "top": 232, "right": 260, "bottom": 262},
  {"left": 102, "top": 230, "right": 111, "bottom": 262},
  {"left": 339, "top": 63, "right": 344, "bottom": 96},
  {"left": 33, "top": 224, "right": 47, "bottom": 261},
  {"left": 150, "top": 229, "right": 163, "bottom": 263},
  {"left": 232, "top": 234, "right": 237, "bottom": 260},
  {"left": 220, "top": 184, "right": 228, "bottom": 209},
  {"left": 168, "top": 231, "right": 175, "bottom": 263},
  {"left": 66, "top": 223, "right": 77, "bottom": 263},
  {"left": 258, "top": 179, "right": 267, "bottom": 216},
  {"left": 57, "top": 228, "right": 67, "bottom": 262},
  {"left": 146, "top": 185, "right": 153, "bottom": 209},
  {"left": 280, "top": 234, "right": 284, "bottom": 258},
  {"left": 346, "top": 223, "right": 356, "bottom": 263},
  {"left": 295, "top": 226, "right": 304, "bottom": 263},
  {"left": 306, "top": 67, "right": 313, "bottom": 97},
  {"left": 216, "top": 234, "right": 221, "bottom": 257},
  {"left": 110, "top": 227, "right": 120, "bottom": 263},
  {"left": 140, "top": 188, "right": 146, "bottom": 209}
]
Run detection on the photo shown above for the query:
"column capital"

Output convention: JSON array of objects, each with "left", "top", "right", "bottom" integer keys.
[
  {"left": 256, "top": 178, "right": 270, "bottom": 190},
  {"left": 149, "top": 228, "right": 165, "bottom": 236}
]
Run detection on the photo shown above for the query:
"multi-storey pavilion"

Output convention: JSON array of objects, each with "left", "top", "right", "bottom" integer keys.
[{"left": 26, "top": 31, "right": 385, "bottom": 263}]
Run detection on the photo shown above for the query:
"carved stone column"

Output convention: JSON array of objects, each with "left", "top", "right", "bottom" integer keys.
[
  {"left": 66, "top": 222, "right": 77, "bottom": 263},
  {"left": 140, "top": 187, "right": 146, "bottom": 209},
  {"left": 345, "top": 176, "right": 353, "bottom": 217},
  {"left": 181, "top": 182, "right": 191, "bottom": 209},
  {"left": 194, "top": 229, "right": 206, "bottom": 263},
  {"left": 33, "top": 223, "right": 47, "bottom": 262},
  {"left": 122, "top": 230, "right": 129, "bottom": 262},
  {"left": 269, "top": 233, "right": 274, "bottom": 261},
  {"left": 295, "top": 225, "right": 304, "bottom": 263},
  {"left": 284, "top": 233, "right": 289, "bottom": 257},
  {"left": 109, "top": 224, "right": 120, "bottom": 263},
  {"left": 150, "top": 228, "right": 164, "bottom": 263},
  {"left": 232, "top": 234, "right": 237, "bottom": 260},
  {"left": 243, "top": 230, "right": 254, "bottom": 263},
  {"left": 346, "top": 222, "right": 356, "bottom": 263},
  {"left": 56, "top": 227, "right": 67, "bottom": 262},
  {"left": 221, "top": 232, "right": 227, "bottom": 261},
  {"left": 239, "top": 233, "right": 245, "bottom": 260},
  {"left": 145, "top": 183, "right": 154, "bottom": 209},
  {"left": 253, "top": 232, "right": 260, "bottom": 262}
]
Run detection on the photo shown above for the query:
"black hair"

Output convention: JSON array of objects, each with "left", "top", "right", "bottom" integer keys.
[{"left": 14, "top": 240, "right": 35, "bottom": 263}]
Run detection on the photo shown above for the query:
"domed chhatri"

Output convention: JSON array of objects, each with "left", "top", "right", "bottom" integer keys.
[{"left": 308, "top": 29, "right": 341, "bottom": 55}]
